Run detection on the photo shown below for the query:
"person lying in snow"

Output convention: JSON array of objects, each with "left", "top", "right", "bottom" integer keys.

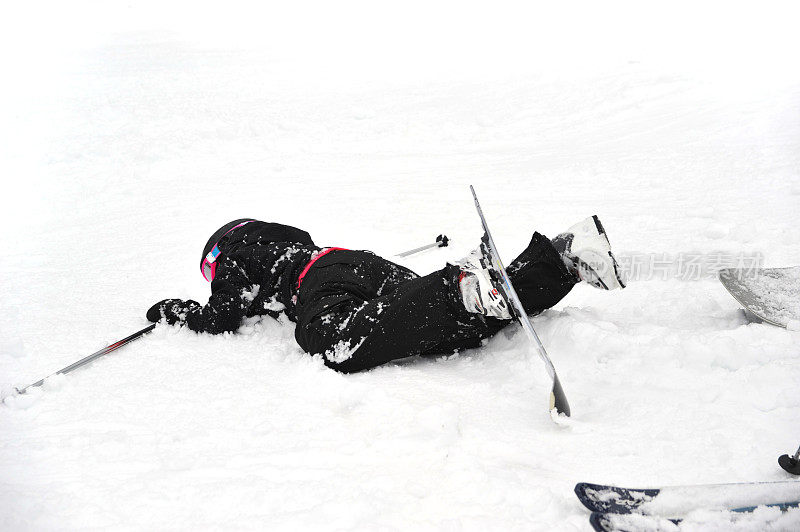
[{"left": 147, "top": 218, "right": 625, "bottom": 373}]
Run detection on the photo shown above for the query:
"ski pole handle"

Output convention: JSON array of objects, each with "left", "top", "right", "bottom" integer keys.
[{"left": 396, "top": 234, "right": 449, "bottom": 257}]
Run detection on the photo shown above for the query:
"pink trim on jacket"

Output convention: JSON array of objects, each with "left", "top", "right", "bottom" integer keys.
[{"left": 296, "top": 248, "right": 347, "bottom": 289}]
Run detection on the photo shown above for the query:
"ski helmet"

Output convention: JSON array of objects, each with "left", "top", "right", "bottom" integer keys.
[{"left": 200, "top": 218, "right": 256, "bottom": 282}]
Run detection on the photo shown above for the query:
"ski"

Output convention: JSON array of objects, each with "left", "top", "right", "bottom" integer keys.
[
  {"left": 718, "top": 266, "right": 800, "bottom": 329},
  {"left": 589, "top": 502, "right": 800, "bottom": 532},
  {"left": 469, "top": 186, "right": 570, "bottom": 417},
  {"left": 575, "top": 480, "right": 800, "bottom": 516}
]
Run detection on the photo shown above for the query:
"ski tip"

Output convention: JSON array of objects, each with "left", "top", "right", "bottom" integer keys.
[
  {"left": 551, "top": 376, "right": 571, "bottom": 417},
  {"left": 575, "top": 483, "right": 602, "bottom": 511},
  {"left": 549, "top": 403, "right": 570, "bottom": 420},
  {"left": 575, "top": 482, "right": 664, "bottom": 514}
]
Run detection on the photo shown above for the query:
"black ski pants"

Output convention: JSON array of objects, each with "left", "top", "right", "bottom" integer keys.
[{"left": 294, "top": 232, "right": 576, "bottom": 373}]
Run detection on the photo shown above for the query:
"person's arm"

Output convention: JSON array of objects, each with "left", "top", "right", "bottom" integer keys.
[{"left": 147, "top": 258, "right": 254, "bottom": 334}]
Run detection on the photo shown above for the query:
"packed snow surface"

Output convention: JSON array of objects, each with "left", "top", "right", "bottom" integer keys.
[{"left": 2, "top": 1, "right": 800, "bottom": 530}]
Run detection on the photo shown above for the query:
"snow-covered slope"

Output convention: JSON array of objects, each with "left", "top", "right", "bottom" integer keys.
[{"left": 2, "top": 2, "right": 799, "bottom": 529}]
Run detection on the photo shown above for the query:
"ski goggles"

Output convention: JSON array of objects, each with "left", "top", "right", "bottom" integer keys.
[{"left": 201, "top": 220, "right": 254, "bottom": 282}]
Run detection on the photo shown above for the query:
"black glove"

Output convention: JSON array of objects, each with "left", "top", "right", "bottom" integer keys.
[{"left": 146, "top": 299, "right": 201, "bottom": 325}]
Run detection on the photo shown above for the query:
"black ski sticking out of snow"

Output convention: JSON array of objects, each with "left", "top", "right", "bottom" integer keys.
[
  {"left": 589, "top": 502, "right": 800, "bottom": 532},
  {"left": 575, "top": 480, "right": 800, "bottom": 516},
  {"left": 469, "top": 186, "right": 570, "bottom": 417}
]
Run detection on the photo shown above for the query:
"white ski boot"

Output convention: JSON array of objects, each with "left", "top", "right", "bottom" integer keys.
[
  {"left": 452, "top": 246, "right": 513, "bottom": 320},
  {"left": 552, "top": 216, "right": 626, "bottom": 290}
]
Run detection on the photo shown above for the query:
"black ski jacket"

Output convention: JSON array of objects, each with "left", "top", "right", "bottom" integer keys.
[{"left": 185, "top": 221, "right": 321, "bottom": 334}]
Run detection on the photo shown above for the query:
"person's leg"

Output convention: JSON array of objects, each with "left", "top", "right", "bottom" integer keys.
[
  {"left": 295, "top": 255, "right": 490, "bottom": 373},
  {"left": 505, "top": 232, "right": 579, "bottom": 316},
  {"left": 424, "top": 231, "right": 579, "bottom": 356},
  {"left": 294, "top": 233, "right": 578, "bottom": 373}
]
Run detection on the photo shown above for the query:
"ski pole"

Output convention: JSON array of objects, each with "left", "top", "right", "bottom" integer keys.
[
  {"left": 14, "top": 323, "right": 156, "bottom": 395},
  {"left": 396, "top": 234, "right": 449, "bottom": 257}
]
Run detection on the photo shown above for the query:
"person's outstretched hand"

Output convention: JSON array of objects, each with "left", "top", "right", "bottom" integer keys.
[{"left": 146, "top": 299, "right": 201, "bottom": 325}]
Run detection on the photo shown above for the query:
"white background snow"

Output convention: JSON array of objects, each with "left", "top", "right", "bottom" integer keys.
[{"left": 2, "top": 1, "right": 799, "bottom": 529}]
